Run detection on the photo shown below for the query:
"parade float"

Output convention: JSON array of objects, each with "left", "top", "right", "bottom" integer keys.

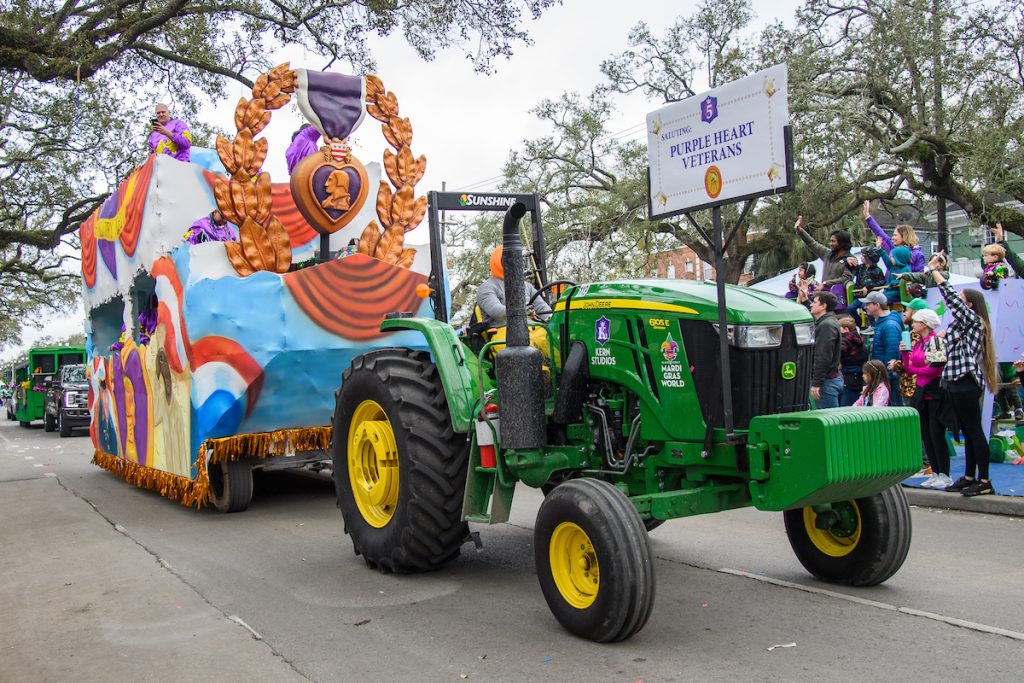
[
  {"left": 83, "top": 65, "right": 437, "bottom": 511},
  {"left": 10, "top": 345, "right": 86, "bottom": 427}
]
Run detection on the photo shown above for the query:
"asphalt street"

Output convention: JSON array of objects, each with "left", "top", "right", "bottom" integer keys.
[{"left": 1, "top": 418, "right": 1022, "bottom": 682}]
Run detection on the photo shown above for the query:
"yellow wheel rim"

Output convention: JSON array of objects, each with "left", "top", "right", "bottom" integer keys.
[
  {"left": 549, "top": 522, "right": 599, "bottom": 609},
  {"left": 803, "top": 501, "right": 862, "bottom": 558},
  {"left": 347, "top": 400, "right": 400, "bottom": 528}
]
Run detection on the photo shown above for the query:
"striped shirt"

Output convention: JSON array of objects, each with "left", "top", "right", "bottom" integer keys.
[{"left": 938, "top": 282, "right": 984, "bottom": 386}]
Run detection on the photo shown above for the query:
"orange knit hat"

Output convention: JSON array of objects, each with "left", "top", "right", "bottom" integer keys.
[{"left": 490, "top": 246, "right": 504, "bottom": 279}]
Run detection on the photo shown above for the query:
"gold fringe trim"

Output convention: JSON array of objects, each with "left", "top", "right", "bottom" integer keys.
[
  {"left": 91, "top": 449, "right": 210, "bottom": 509},
  {"left": 202, "top": 426, "right": 332, "bottom": 465}
]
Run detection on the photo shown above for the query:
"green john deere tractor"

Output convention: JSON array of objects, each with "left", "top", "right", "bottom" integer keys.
[{"left": 331, "top": 198, "right": 920, "bottom": 643}]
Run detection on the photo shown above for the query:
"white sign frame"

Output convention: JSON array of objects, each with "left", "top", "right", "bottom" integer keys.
[{"left": 647, "top": 64, "right": 793, "bottom": 219}]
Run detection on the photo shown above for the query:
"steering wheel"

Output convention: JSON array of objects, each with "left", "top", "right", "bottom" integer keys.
[{"left": 528, "top": 279, "right": 578, "bottom": 309}]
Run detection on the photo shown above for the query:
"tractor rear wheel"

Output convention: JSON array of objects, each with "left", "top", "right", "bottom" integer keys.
[
  {"left": 534, "top": 478, "right": 655, "bottom": 642},
  {"left": 208, "top": 459, "right": 253, "bottom": 513},
  {"left": 333, "top": 349, "right": 469, "bottom": 573},
  {"left": 783, "top": 485, "right": 911, "bottom": 586}
]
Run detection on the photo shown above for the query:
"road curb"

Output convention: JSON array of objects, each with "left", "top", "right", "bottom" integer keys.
[{"left": 903, "top": 485, "right": 1024, "bottom": 517}]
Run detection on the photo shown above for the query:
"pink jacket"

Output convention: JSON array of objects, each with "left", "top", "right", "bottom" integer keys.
[
  {"left": 853, "top": 383, "right": 890, "bottom": 407},
  {"left": 901, "top": 333, "right": 943, "bottom": 388}
]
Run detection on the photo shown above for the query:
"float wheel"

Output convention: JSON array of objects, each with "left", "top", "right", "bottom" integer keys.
[{"left": 208, "top": 459, "right": 253, "bottom": 513}]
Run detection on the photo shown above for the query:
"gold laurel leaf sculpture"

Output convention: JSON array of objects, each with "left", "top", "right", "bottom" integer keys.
[
  {"left": 355, "top": 75, "right": 425, "bottom": 266},
  {"left": 214, "top": 63, "right": 296, "bottom": 276}
]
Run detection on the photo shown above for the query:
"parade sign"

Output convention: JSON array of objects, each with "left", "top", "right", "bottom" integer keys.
[{"left": 647, "top": 64, "right": 792, "bottom": 218}]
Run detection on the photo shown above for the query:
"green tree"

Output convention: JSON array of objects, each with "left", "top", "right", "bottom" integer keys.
[
  {"left": 0, "top": 1, "right": 560, "bottom": 85},
  {"left": 785, "top": 0, "right": 1024, "bottom": 233},
  {"left": 497, "top": 0, "right": 790, "bottom": 285},
  {"left": 0, "top": 0, "right": 561, "bottom": 346},
  {"left": 492, "top": 0, "right": 1024, "bottom": 292}
]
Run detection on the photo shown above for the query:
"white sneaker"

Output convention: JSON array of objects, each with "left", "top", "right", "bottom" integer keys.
[{"left": 922, "top": 474, "right": 952, "bottom": 489}]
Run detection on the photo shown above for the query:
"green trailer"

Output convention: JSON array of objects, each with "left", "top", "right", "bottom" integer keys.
[
  {"left": 15, "top": 345, "right": 86, "bottom": 427},
  {"left": 328, "top": 200, "right": 921, "bottom": 642}
]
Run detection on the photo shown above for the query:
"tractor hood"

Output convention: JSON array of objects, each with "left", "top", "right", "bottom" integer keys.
[{"left": 558, "top": 279, "right": 812, "bottom": 325}]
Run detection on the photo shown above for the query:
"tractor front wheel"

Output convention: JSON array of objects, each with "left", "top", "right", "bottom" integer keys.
[
  {"left": 783, "top": 485, "right": 911, "bottom": 586},
  {"left": 534, "top": 478, "right": 655, "bottom": 642},
  {"left": 333, "top": 349, "right": 469, "bottom": 573},
  {"left": 543, "top": 481, "right": 664, "bottom": 532}
]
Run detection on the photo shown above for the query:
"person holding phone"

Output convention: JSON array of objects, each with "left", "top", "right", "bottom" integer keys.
[
  {"left": 929, "top": 254, "right": 999, "bottom": 496},
  {"left": 148, "top": 103, "right": 192, "bottom": 162}
]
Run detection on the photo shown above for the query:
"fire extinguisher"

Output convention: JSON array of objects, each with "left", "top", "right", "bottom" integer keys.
[{"left": 475, "top": 402, "right": 500, "bottom": 468}]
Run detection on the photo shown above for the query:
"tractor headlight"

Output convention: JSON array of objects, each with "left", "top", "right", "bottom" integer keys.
[
  {"left": 793, "top": 322, "right": 815, "bottom": 346},
  {"left": 713, "top": 324, "right": 784, "bottom": 348}
]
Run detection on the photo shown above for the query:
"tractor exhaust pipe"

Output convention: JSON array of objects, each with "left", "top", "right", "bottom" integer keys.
[{"left": 495, "top": 202, "right": 545, "bottom": 450}]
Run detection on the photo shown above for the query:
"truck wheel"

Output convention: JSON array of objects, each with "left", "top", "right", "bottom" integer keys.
[
  {"left": 58, "top": 411, "right": 72, "bottom": 437},
  {"left": 44, "top": 412, "right": 55, "bottom": 432},
  {"left": 208, "top": 459, "right": 253, "bottom": 513},
  {"left": 19, "top": 420, "right": 30, "bottom": 428},
  {"left": 534, "top": 478, "right": 655, "bottom": 642},
  {"left": 783, "top": 485, "right": 912, "bottom": 587},
  {"left": 332, "top": 349, "right": 469, "bottom": 573}
]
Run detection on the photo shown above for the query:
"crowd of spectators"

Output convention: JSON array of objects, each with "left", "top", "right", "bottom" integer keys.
[{"left": 797, "top": 211, "right": 1022, "bottom": 498}]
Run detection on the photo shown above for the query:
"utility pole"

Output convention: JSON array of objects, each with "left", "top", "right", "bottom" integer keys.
[{"left": 932, "top": 0, "right": 949, "bottom": 255}]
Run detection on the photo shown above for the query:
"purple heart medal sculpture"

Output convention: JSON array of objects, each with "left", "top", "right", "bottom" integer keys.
[{"left": 289, "top": 71, "right": 370, "bottom": 236}]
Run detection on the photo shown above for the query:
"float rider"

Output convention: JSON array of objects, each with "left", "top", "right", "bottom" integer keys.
[{"left": 148, "top": 103, "right": 192, "bottom": 163}]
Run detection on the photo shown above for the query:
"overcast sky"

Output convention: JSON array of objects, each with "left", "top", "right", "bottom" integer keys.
[{"left": 3, "top": 0, "right": 804, "bottom": 361}]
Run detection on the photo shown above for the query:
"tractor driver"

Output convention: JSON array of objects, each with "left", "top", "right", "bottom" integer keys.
[{"left": 476, "top": 246, "right": 551, "bottom": 355}]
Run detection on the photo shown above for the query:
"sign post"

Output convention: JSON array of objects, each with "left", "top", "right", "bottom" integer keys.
[{"left": 646, "top": 64, "right": 794, "bottom": 438}]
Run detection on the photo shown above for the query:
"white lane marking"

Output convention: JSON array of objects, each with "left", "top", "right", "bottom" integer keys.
[
  {"left": 719, "top": 568, "right": 1024, "bottom": 642},
  {"left": 23, "top": 456, "right": 34, "bottom": 460},
  {"left": 228, "top": 616, "right": 263, "bottom": 640},
  {"left": 32, "top": 463, "right": 43, "bottom": 467},
  {"left": 44, "top": 473, "right": 56, "bottom": 477}
]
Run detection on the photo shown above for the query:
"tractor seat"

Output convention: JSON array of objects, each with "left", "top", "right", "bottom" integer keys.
[{"left": 461, "top": 305, "right": 498, "bottom": 356}]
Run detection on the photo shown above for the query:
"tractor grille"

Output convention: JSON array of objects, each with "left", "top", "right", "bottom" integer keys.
[{"left": 679, "top": 320, "right": 812, "bottom": 430}]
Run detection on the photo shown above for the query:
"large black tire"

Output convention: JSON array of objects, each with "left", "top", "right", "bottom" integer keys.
[
  {"left": 333, "top": 349, "right": 469, "bottom": 573},
  {"left": 542, "top": 481, "right": 664, "bottom": 532},
  {"left": 44, "top": 412, "right": 55, "bottom": 432},
  {"left": 58, "top": 411, "right": 71, "bottom": 437},
  {"left": 784, "top": 485, "right": 912, "bottom": 587},
  {"left": 534, "top": 478, "right": 655, "bottom": 642},
  {"left": 208, "top": 459, "right": 253, "bottom": 513}
]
